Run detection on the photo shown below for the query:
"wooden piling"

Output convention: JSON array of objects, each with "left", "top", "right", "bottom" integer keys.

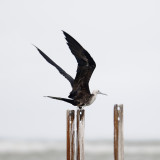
[
  {"left": 114, "top": 104, "right": 124, "bottom": 160},
  {"left": 67, "top": 110, "right": 75, "bottom": 160},
  {"left": 76, "top": 109, "right": 85, "bottom": 160}
]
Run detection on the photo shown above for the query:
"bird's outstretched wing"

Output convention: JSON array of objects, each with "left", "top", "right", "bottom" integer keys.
[
  {"left": 34, "top": 45, "right": 74, "bottom": 87},
  {"left": 63, "top": 31, "right": 96, "bottom": 98}
]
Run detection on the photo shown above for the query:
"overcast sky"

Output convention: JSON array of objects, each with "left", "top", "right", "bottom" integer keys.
[{"left": 0, "top": 0, "right": 160, "bottom": 141}]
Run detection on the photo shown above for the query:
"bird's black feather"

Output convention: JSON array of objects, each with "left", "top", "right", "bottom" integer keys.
[
  {"left": 33, "top": 45, "right": 74, "bottom": 86},
  {"left": 45, "top": 96, "right": 77, "bottom": 106},
  {"left": 63, "top": 31, "right": 96, "bottom": 97}
]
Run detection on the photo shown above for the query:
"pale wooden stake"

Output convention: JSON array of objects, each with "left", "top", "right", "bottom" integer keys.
[
  {"left": 67, "top": 110, "right": 75, "bottom": 160},
  {"left": 76, "top": 109, "right": 85, "bottom": 160},
  {"left": 114, "top": 104, "right": 124, "bottom": 160}
]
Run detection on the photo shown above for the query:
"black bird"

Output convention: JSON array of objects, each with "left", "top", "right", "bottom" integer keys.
[{"left": 34, "top": 31, "right": 107, "bottom": 109}]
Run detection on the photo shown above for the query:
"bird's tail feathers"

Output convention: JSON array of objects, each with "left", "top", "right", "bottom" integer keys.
[{"left": 44, "top": 96, "right": 77, "bottom": 106}]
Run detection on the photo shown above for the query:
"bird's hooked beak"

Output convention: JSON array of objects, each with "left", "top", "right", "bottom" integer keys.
[{"left": 98, "top": 91, "right": 108, "bottom": 96}]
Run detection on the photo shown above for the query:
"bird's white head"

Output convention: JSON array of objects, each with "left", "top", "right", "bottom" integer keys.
[
  {"left": 92, "top": 90, "right": 108, "bottom": 96},
  {"left": 85, "top": 90, "right": 107, "bottom": 106}
]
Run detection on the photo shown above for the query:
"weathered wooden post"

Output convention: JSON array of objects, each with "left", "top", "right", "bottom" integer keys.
[
  {"left": 77, "top": 109, "right": 85, "bottom": 160},
  {"left": 114, "top": 104, "right": 124, "bottom": 160},
  {"left": 67, "top": 110, "right": 75, "bottom": 160}
]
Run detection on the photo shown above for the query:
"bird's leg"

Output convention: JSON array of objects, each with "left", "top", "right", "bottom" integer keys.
[{"left": 79, "top": 106, "right": 83, "bottom": 110}]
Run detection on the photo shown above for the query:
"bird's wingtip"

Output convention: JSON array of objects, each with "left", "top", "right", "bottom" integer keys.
[
  {"left": 31, "top": 43, "right": 38, "bottom": 50},
  {"left": 62, "top": 30, "right": 69, "bottom": 37},
  {"left": 32, "top": 44, "right": 43, "bottom": 53},
  {"left": 61, "top": 30, "right": 66, "bottom": 34}
]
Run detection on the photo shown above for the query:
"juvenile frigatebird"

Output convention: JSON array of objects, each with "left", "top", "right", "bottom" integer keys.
[{"left": 34, "top": 31, "right": 107, "bottom": 109}]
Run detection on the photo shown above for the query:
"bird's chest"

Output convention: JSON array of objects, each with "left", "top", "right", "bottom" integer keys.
[
  {"left": 75, "top": 94, "right": 92, "bottom": 107},
  {"left": 86, "top": 95, "right": 96, "bottom": 106}
]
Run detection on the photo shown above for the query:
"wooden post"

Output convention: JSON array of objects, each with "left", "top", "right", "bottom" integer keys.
[
  {"left": 67, "top": 110, "right": 75, "bottom": 160},
  {"left": 114, "top": 104, "right": 124, "bottom": 160},
  {"left": 76, "top": 109, "right": 85, "bottom": 160}
]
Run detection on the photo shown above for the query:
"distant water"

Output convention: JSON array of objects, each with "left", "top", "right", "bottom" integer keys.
[{"left": 0, "top": 140, "right": 160, "bottom": 160}]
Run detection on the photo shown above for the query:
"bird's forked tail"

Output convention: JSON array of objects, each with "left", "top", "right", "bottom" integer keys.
[{"left": 44, "top": 96, "right": 77, "bottom": 106}]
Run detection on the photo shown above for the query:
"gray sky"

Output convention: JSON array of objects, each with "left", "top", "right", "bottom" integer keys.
[{"left": 0, "top": 0, "right": 160, "bottom": 140}]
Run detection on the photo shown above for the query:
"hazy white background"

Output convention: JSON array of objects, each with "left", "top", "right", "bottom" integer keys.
[{"left": 0, "top": 0, "right": 160, "bottom": 141}]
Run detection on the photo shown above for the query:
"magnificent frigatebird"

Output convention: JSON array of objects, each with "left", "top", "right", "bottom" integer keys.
[{"left": 34, "top": 31, "right": 107, "bottom": 109}]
